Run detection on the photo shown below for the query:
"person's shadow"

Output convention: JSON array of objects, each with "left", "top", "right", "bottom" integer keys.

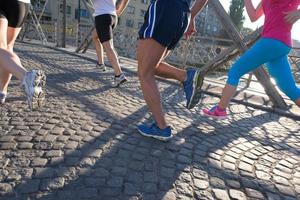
[{"left": 2, "top": 42, "right": 298, "bottom": 200}]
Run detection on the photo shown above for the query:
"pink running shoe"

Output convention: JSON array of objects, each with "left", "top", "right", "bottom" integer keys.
[{"left": 202, "top": 105, "right": 228, "bottom": 119}]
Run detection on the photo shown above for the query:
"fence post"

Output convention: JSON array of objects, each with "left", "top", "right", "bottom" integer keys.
[{"left": 56, "top": 0, "right": 66, "bottom": 47}]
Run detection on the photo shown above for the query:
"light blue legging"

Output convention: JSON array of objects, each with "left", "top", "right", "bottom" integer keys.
[{"left": 227, "top": 38, "right": 300, "bottom": 101}]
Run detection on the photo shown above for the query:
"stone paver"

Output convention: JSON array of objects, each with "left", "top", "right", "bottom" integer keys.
[{"left": 0, "top": 42, "right": 299, "bottom": 199}]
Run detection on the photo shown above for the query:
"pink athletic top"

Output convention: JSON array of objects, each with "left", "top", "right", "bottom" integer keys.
[{"left": 262, "top": 0, "right": 300, "bottom": 46}]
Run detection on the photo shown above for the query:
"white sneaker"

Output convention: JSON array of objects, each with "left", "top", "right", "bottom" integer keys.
[
  {"left": 22, "top": 70, "right": 46, "bottom": 110},
  {"left": 97, "top": 63, "right": 106, "bottom": 72},
  {"left": 0, "top": 92, "right": 6, "bottom": 104},
  {"left": 112, "top": 74, "right": 127, "bottom": 87}
]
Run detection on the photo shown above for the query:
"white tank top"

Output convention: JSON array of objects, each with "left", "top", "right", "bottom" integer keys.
[
  {"left": 94, "top": 0, "right": 117, "bottom": 17},
  {"left": 18, "top": 0, "right": 31, "bottom": 3}
]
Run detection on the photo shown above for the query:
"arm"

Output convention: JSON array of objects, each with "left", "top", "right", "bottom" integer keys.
[
  {"left": 244, "top": 0, "right": 263, "bottom": 22},
  {"left": 284, "top": 8, "right": 300, "bottom": 24},
  {"left": 116, "top": 0, "right": 130, "bottom": 16},
  {"left": 191, "top": 0, "right": 209, "bottom": 20},
  {"left": 185, "top": 0, "right": 209, "bottom": 38}
]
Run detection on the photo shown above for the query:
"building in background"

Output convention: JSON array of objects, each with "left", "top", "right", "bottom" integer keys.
[
  {"left": 27, "top": 0, "right": 229, "bottom": 46},
  {"left": 29, "top": 0, "right": 94, "bottom": 43},
  {"left": 195, "top": 1, "right": 228, "bottom": 38},
  {"left": 32, "top": 0, "right": 92, "bottom": 25},
  {"left": 118, "top": 1, "right": 227, "bottom": 38},
  {"left": 117, "top": 0, "right": 149, "bottom": 29}
]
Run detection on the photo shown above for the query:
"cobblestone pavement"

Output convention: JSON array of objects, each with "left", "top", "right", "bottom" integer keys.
[{"left": 0, "top": 42, "right": 300, "bottom": 200}]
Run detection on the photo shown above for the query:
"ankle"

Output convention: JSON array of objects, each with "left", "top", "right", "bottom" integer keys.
[
  {"left": 217, "top": 105, "right": 226, "bottom": 111},
  {"left": 156, "top": 122, "right": 168, "bottom": 130}
]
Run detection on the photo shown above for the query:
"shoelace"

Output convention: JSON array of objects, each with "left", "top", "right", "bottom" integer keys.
[
  {"left": 209, "top": 105, "right": 219, "bottom": 112},
  {"left": 150, "top": 123, "right": 157, "bottom": 129},
  {"left": 150, "top": 123, "right": 171, "bottom": 132}
]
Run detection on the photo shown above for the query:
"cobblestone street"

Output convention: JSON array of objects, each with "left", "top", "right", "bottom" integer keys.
[{"left": 0, "top": 42, "right": 299, "bottom": 200}]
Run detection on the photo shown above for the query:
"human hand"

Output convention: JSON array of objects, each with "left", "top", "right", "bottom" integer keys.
[
  {"left": 116, "top": 10, "right": 121, "bottom": 17},
  {"left": 284, "top": 10, "right": 300, "bottom": 25},
  {"left": 184, "top": 18, "right": 197, "bottom": 39}
]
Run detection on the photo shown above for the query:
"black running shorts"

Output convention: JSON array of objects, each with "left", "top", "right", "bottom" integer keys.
[
  {"left": 139, "top": 0, "right": 190, "bottom": 50},
  {"left": 94, "top": 14, "right": 117, "bottom": 43},
  {"left": 0, "top": 0, "right": 29, "bottom": 28}
]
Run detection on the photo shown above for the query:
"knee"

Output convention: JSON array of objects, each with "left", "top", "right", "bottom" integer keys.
[
  {"left": 137, "top": 67, "right": 146, "bottom": 79},
  {"left": 278, "top": 84, "right": 300, "bottom": 101},
  {"left": 137, "top": 64, "right": 155, "bottom": 80},
  {"left": 103, "top": 44, "right": 114, "bottom": 54},
  {"left": 138, "top": 70, "right": 151, "bottom": 81}
]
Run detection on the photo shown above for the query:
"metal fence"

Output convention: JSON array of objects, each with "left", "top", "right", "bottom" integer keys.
[
  {"left": 20, "top": 20, "right": 93, "bottom": 46},
  {"left": 20, "top": 19, "right": 300, "bottom": 86}
]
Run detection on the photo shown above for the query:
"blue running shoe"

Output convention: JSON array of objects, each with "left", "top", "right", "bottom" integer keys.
[
  {"left": 183, "top": 69, "right": 204, "bottom": 110},
  {"left": 137, "top": 122, "right": 172, "bottom": 141}
]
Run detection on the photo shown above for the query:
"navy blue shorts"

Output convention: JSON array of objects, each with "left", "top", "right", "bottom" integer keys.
[{"left": 139, "top": 0, "right": 190, "bottom": 50}]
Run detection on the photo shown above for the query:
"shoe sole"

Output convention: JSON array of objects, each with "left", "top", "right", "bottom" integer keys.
[
  {"left": 187, "top": 70, "right": 204, "bottom": 110},
  {"left": 37, "top": 71, "right": 46, "bottom": 108},
  {"left": 137, "top": 129, "right": 172, "bottom": 142},
  {"left": 201, "top": 111, "right": 228, "bottom": 120},
  {"left": 37, "top": 90, "right": 46, "bottom": 108},
  {"left": 30, "top": 70, "right": 46, "bottom": 110}
]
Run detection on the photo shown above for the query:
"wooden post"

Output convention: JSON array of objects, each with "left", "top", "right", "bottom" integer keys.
[
  {"left": 56, "top": 0, "right": 66, "bottom": 47},
  {"left": 209, "top": 0, "right": 287, "bottom": 109},
  {"left": 62, "top": 0, "right": 66, "bottom": 47},
  {"left": 77, "top": 0, "right": 81, "bottom": 47}
]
